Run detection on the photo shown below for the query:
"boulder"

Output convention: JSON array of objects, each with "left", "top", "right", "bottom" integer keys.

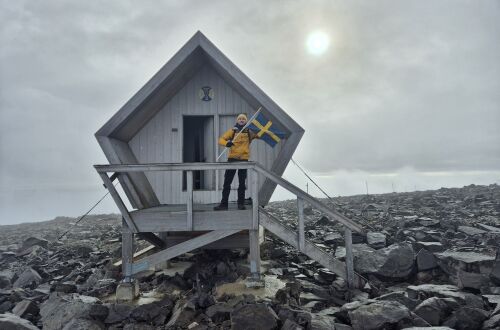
[
  {"left": 12, "top": 300, "right": 39, "bottom": 318},
  {"left": 434, "top": 250, "right": 495, "bottom": 278},
  {"left": 490, "top": 251, "right": 500, "bottom": 285},
  {"left": 416, "top": 249, "right": 437, "bottom": 271},
  {"left": 61, "top": 318, "right": 104, "bottom": 330},
  {"left": 354, "top": 243, "right": 415, "bottom": 279},
  {"left": 483, "top": 314, "right": 500, "bottom": 329},
  {"left": 0, "top": 313, "right": 39, "bottom": 330},
  {"left": 457, "top": 226, "right": 487, "bottom": 236},
  {"left": 104, "top": 304, "right": 133, "bottom": 324},
  {"left": 12, "top": 268, "right": 42, "bottom": 289},
  {"left": 441, "top": 307, "right": 489, "bottom": 330},
  {"left": 414, "top": 241, "right": 445, "bottom": 253},
  {"left": 457, "top": 269, "right": 490, "bottom": 290},
  {"left": 413, "top": 297, "right": 459, "bottom": 325},
  {"left": 366, "top": 232, "right": 386, "bottom": 249},
  {"left": 0, "top": 270, "right": 15, "bottom": 289},
  {"left": 348, "top": 300, "right": 411, "bottom": 330},
  {"left": 406, "top": 284, "right": 483, "bottom": 308},
  {"left": 376, "top": 291, "right": 420, "bottom": 310},
  {"left": 231, "top": 304, "right": 278, "bottom": 330},
  {"left": 40, "top": 293, "right": 100, "bottom": 330},
  {"left": 165, "top": 300, "right": 196, "bottom": 328},
  {"left": 17, "top": 237, "right": 49, "bottom": 256},
  {"left": 205, "top": 303, "right": 232, "bottom": 323}
]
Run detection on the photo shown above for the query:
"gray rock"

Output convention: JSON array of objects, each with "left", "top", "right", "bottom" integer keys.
[
  {"left": 434, "top": 251, "right": 495, "bottom": 278},
  {"left": 457, "top": 225, "right": 487, "bottom": 235},
  {"left": 281, "top": 318, "right": 303, "bottom": 330},
  {"left": 482, "top": 313, "right": 500, "bottom": 329},
  {"left": 348, "top": 300, "right": 411, "bottom": 330},
  {"left": 407, "top": 284, "right": 464, "bottom": 301},
  {"left": 416, "top": 249, "right": 437, "bottom": 271},
  {"left": 231, "top": 304, "right": 278, "bottom": 330},
  {"left": 310, "top": 314, "right": 336, "bottom": 330},
  {"left": 413, "top": 297, "right": 459, "bottom": 325},
  {"left": 12, "top": 300, "right": 39, "bottom": 318},
  {"left": 414, "top": 241, "right": 445, "bottom": 253},
  {"left": 366, "top": 232, "right": 386, "bottom": 249},
  {"left": 165, "top": 300, "right": 196, "bottom": 328},
  {"left": 0, "top": 270, "right": 15, "bottom": 289},
  {"left": 354, "top": 243, "right": 415, "bottom": 279},
  {"left": 441, "top": 307, "right": 489, "bottom": 330},
  {"left": 40, "top": 293, "right": 99, "bottom": 330},
  {"left": 490, "top": 251, "right": 500, "bottom": 285},
  {"left": 61, "top": 318, "right": 104, "bottom": 330},
  {"left": 205, "top": 303, "right": 232, "bottom": 323},
  {"left": 17, "top": 237, "right": 49, "bottom": 255},
  {"left": 0, "top": 313, "right": 39, "bottom": 330},
  {"left": 401, "top": 327, "right": 453, "bottom": 330},
  {"left": 457, "top": 269, "right": 490, "bottom": 290},
  {"left": 335, "top": 244, "right": 374, "bottom": 260},
  {"left": 12, "top": 268, "right": 42, "bottom": 289},
  {"left": 376, "top": 291, "right": 420, "bottom": 310},
  {"left": 323, "top": 232, "right": 343, "bottom": 245},
  {"left": 104, "top": 304, "right": 133, "bottom": 324}
]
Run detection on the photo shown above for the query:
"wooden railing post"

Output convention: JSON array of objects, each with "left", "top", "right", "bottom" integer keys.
[
  {"left": 186, "top": 170, "right": 193, "bottom": 230},
  {"left": 345, "top": 228, "right": 354, "bottom": 289},
  {"left": 297, "top": 197, "right": 305, "bottom": 252}
]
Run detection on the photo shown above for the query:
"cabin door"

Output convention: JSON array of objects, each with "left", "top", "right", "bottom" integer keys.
[{"left": 182, "top": 116, "right": 215, "bottom": 194}]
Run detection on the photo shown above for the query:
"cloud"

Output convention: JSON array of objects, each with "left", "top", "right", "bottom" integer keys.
[{"left": 1, "top": 0, "right": 499, "bottom": 224}]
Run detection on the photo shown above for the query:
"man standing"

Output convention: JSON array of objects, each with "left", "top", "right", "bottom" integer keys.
[{"left": 214, "top": 113, "right": 258, "bottom": 210}]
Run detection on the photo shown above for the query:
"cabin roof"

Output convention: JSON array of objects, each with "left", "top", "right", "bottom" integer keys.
[{"left": 96, "top": 31, "right": 304, "bottom": 141}]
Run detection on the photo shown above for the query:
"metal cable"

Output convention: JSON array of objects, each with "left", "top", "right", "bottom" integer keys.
[{"left": 57, "top": 182, "right": 117, "bottom": 240}]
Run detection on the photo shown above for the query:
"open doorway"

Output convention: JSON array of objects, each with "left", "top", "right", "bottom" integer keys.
[{"left": 183, "top": 116, "right": 215, "bottom": 190}]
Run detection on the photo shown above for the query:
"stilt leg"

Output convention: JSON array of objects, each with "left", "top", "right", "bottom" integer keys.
[
  {"left": 122, "top": 218, "right": 134, "bottom": 282},
  {"left": 249, "top": 229, "right": 261, "bottom": 279},
  {"left": 116, "top": 218, "right": 139, "bottom": 301}
]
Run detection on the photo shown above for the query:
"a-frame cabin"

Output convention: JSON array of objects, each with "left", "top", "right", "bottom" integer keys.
[{"left": 94, "top": 31, "right": 365, "bottom": 299}]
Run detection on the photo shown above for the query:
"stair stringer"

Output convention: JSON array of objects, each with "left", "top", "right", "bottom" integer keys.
[{"left": 259, "top": 207, "right": 365, "bottom": 288}]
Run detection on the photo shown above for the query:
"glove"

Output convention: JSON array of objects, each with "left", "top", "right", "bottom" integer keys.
[{"left": 226, "top": 140, "right": 234, "bottom": 147}]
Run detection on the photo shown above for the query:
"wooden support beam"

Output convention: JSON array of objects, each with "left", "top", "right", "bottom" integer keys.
[
  {"left": 250, "top": 169, "right": 259, "bottom": 230},
  {"left": 99, "top": 173, "right": 138, "bottom": 233},
  {"left": 297, "top": 197, "right": 305, "bottom": 252},
  {"left": 122, "top": 219, "right": 134, "bottom": 281},
  {"left": 131, "top": 230, "right": 239, "bottom": 275},
  {"left": 249, "top": 229, "right": 261, "bottom": 277},
  {"left": 345, "top": 228, "right": 355, "bottom": 289},
  {"left": 137, "top": 233, "right": 166, "bottom": 249}
]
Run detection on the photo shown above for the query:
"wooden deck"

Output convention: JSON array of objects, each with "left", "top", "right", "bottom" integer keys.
[{"left": 130, "top": 202, "right": 252, "bottom": 232}]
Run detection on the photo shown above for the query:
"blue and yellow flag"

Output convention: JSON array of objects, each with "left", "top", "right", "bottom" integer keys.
[{"left": 248, "top": 113, "right": 285, "bottom": 147}]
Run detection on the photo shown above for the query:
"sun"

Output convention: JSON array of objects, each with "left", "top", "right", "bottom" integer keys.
[{"left": 306, "top": 31, "right": 330, "bottom": 55}]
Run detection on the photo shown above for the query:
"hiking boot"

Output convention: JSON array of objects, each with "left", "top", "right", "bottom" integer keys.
[
  {"left": 237, "top": 204, "right": 246, "bottom": 210},
  {"left": 213, "top": 204, "right": 228, "bottom": 211}
]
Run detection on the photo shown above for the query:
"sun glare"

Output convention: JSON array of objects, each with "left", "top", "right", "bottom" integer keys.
[{"left": 306, "top": 31, "right": 330, "bottom": 55}]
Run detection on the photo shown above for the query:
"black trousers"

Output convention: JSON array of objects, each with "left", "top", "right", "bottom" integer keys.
[{"left": 220, "top": 158, "right": 247, "bottom": 205}]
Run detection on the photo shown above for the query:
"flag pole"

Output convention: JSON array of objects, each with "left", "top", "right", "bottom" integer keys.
[{"left": 216, "top": 107, "right": 262, "bottom": 161}]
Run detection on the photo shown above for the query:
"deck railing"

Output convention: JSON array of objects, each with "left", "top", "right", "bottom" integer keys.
[{"left": 95, "top": 162, "right": 364, "bottom": 287}]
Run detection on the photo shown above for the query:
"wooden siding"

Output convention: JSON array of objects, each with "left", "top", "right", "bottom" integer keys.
[{"left": 129, "top": 64, "right": 282, "bottom": 204}]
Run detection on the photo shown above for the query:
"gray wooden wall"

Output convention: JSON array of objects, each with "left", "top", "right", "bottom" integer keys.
[{"left": 129, "top": 64, "right": 283, "bottom": 204}]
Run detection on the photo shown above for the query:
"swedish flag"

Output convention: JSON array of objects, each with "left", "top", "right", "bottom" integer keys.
[{"left": 248, "top": 113, "right": 285, "bottom": 147}]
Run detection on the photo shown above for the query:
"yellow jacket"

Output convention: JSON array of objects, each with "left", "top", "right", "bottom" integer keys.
[{"left": 219, "top": 127, "right": 258, "bottom": 160}]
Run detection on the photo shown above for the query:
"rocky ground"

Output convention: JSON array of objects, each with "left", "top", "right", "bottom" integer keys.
[{"left": 1, "top": 183, "right": 500, "bottom": 329}]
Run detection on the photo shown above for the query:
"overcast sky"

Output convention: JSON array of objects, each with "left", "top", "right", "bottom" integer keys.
[{"left": 1, "top": 0, "right": 499, "bottom": 225}]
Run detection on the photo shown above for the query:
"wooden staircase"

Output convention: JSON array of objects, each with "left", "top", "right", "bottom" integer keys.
[{"left": 259, "top": 207, "right": 365, "bottom": 288}]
